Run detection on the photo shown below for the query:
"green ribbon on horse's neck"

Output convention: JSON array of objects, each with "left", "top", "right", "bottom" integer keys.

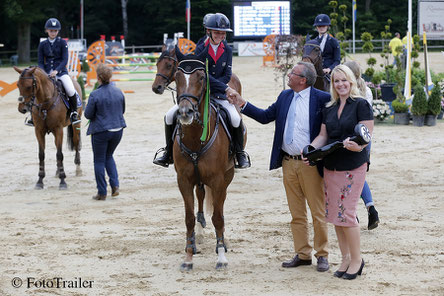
[{"left": 200, "top": 59, "right": 210, "bottom": 142}]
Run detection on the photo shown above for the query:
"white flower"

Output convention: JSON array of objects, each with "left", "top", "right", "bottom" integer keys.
[{"left": 372, "top": 100, "right": 391, "bottom": 121}]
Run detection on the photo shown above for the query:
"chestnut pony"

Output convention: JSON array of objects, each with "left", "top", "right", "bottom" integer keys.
[
  {"left": 301, "top": 38, "right": 330, "bottom": 91},
  {"left": 172, "top": 47, "right": 243, "bottom": 271},
  {"left": 14, "top": 66, "right": 82, "bottom": 190},
  {"left": 152, "top": 44, "right": 242, "bottom": 96}
]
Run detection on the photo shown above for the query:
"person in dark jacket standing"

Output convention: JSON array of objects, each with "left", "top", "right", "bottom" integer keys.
[
  {"left": 32, "top": 18, "right": 81, "bottom": 126},
  {"left": 84, "top": 64, "right": 126, "bottom": 200},
  {"left": 313, "top": 14, "right": 341, "bottom": 75}
]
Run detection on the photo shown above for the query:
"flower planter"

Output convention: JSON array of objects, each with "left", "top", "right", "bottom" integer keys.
[
  {"left": 380, "top": 83, "right": 396, "bottom": 102},
  {"left": 438, "top": 110, "right": 444, "bottom": 120},
  {"left": 393, "top": 112, "right": 409, "bottom": 125},
  {"left": 412, "top": 115, "right": 425, "bottom": 127},
  {"left": 424, "top": 115, "right": 437, "bottom": 126}
]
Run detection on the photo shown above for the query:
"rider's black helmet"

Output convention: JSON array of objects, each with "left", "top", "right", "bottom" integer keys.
[
  {"left": 203, "top": 13, "right": 214, "bottom": 27},
  {"left": 45, "top": 18, "right": 61, "bottom": 30},
  {"left": 205, "top": 13, "right": 233, "bottom": 32},
  {"left": 313, "top": 14, "right": 331, "bottom": 27}
]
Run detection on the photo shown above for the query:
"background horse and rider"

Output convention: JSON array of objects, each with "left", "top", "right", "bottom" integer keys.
[{"left": 14, "top": 66, "right": 83, "bottom": 190}]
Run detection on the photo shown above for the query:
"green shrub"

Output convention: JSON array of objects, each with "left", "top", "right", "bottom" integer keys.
[
  {"left": 77, "top": 76, "right": 86, "bottom": 101},
  {"left": 411, "top": 85, "right": 428, "bottom": 116},
  {"left": 427, "top": 85, "right": 442, "bottom": 115},
  {"left": 392, "top": 98, "right": 409, "bottom": 113}
]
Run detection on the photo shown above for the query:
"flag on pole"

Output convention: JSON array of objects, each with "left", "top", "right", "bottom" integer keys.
[
  {"left": 186, "top": 0, "right": 191, "bottom": 22},
  {"left": 353, "top": 0, "right": 357, "bottom": 22},
  {"left": 423, "top": 32, "right": 434, "bottom": 96},
  {"left": 403, "top": 32, "right": 412, "bottom": 101}
]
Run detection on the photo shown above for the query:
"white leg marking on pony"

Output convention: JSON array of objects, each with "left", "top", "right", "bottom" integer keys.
[{"left": 216, "top": 247, "right": 228, "bottom": 270}]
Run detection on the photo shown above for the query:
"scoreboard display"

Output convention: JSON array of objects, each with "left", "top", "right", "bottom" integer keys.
[{"left": 233, "top": 1, "right": 291, "bottom": 39}]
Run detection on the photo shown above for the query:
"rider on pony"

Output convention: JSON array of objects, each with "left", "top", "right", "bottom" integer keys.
[
  {"left": 313, "top": 14, "right": 341, "bottom": 76},
  {"left": 26, "top": 18, "right": 80, "bottom": 126},
  {"left": 153, "top": 13, "right": 251, "bottom": 169}
]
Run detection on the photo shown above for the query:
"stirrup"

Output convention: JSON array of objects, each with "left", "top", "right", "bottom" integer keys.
[
  {"left": 25, "top": 117, "right": 34, "bottom": 127},
  {"left": 235, "top": 151, "right": 251, "bottom": 169},
  {"left": 70, "top": 112, "right": 81, "bottom": 125},
  {"left": 153, "top": 147, "right": 172, "bottom": 168}
]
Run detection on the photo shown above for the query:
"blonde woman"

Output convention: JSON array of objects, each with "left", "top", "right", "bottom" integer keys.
[
  {"left": 308, "top": 65, "right": 374, "bottom": 280},
  {"left": 344, "top": 61, "right": 380, "bottom": 231}
]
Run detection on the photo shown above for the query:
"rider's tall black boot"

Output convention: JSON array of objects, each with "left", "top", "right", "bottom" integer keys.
[
  {"left": 233, "top": 121, "right": 251, "bottom": 169},
  {"left": 153, "top": 120, "right": 175, "bottom": 168},
  {"left": 69, "top": 94, "right": 81, "bottom": 124}
]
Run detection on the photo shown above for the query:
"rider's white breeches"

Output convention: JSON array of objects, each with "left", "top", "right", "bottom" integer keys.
[
  {"left": 165, "top": 105, "right": 179, "bottom": 125},
  {"left": 165, "top": 100, "right": 240, "bottom": 128},
  {"left": 58, "top": 74, "right": 76, "bottom": 97}
]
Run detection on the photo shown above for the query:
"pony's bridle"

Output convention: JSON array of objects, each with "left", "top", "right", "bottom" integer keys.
[
  {"left": 176, "top": 59, "right": 207, "bottom": 124},
  {"left": 155, "top": 52, "right": 178, "bottom": 87},
  {"left": 17, "top": 68, "right": 59, "bottom": 118},
  {"left": 302, "top": 43, "right": 322, "bottom": 66},
  {"left": 17, "top": 71, "right": 38, "bottom": 110}
]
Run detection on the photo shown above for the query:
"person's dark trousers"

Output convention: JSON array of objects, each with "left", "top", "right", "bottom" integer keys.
[{"left": 91, "top": 129, "right": 123, "bottom": 196}]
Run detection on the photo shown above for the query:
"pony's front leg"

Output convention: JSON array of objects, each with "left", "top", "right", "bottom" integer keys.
[
  {"left": 54, "top": 129, "right": 67, "bottom": 190},
  {"left": 178, "top": 179, "right": 196, "bottom": 271},
  {"left": 195, "top": 185, "right": 206, "bottom": 244},
  {"left": 35, "top": 130, "right": 46, "bottom": 189},
  {"left": 212, "top": 187, "right": 228, "bottom": 270}
]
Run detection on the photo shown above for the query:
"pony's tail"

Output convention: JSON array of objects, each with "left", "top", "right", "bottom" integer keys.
[{"left": 66, "top": 124, "right": 81, "bottom": 151}]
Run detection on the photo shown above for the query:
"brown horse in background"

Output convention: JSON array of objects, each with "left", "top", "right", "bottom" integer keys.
[
  {"left": 172, "top": 47, "right": 243, "bottom": 271},
  {"left": 152, "top": 44, "right": 242, "bottom": 96},
  {"left": 302, "top": 39, "right": 330, "bottom": 91},
  {"left": 14, "top": 66, "right": 82, "bottom": 190}
]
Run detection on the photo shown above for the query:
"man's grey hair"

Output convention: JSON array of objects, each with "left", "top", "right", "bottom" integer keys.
[{"left": 297, "top": 61, "right": 317, "bottom": 86}]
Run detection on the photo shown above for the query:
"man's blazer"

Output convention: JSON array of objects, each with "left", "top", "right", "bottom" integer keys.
[{"left": 242, "top": 87, "right": 330, "bottom": 170}]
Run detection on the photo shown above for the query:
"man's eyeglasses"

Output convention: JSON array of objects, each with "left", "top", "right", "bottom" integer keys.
[{"left": 290, "top": 72, "right": 305, "bottom": 78}]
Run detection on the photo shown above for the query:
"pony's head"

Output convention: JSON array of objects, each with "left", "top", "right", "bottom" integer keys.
[
  {"left": 14, "top": 66, "right": 40, "bottom": 114},
  {"left": 152, "top": 43, "right": 177, "bottom": 94},
  {"left": 302, "top": 39, "right": 322, "bottom": 66},
  {"left": 175, "top": 46, "right": 207, "bottom": 125}
]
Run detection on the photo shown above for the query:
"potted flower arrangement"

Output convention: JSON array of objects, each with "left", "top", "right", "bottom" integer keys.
[
  {"left": 372, "top": 99, "right": 391, "bottom": 122},
  {"left": 411, "top": 85, "right": 428, "bottom": 127},
  {"left": 392, "top": 98, "right": 409, "bottom": 125},
  {"left": 425, "top": 84, "right": 442, "bottom": 126}
]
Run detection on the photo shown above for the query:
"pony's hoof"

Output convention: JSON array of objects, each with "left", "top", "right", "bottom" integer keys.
[
  {"left": 215, "top": 262, "right": 228, "bottom": 270},
  {"left": 180, "top": 262, "right": 193, "bottom": 272},
  {"left": 59, "top": 183, "right": 67, "bottom": 190},
  {"left": 35, "top": 183, "right": 43, "bottom": 190}
]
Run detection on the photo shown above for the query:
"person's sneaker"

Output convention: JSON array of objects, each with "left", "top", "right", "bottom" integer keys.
[
  {"left": 317, "top": 256, "right": 329, "bottom": 272},
  {"left": 70, "top": 112, "right": 81, "bottom": 125},
  {"left": 368, "top": 206, "right": 380, "bottom": 230}
]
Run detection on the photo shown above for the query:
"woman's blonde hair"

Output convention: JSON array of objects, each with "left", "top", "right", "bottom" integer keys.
[
  {"left": 344, "top": 61, "right": 367, "bottom": 97},
  {"left": 96, "top": 63, "right": 113, "bottom": 84},
  {"left": 327, "top": 64, "right": 361, "bottom": 107}
]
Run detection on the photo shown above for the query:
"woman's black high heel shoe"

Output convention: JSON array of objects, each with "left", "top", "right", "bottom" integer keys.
[
  {"left": 334, "top": 269, "right": 347, "bottom": 278},
  {"left": 342, "top": 259, "right": 364, "bottom": 280}
]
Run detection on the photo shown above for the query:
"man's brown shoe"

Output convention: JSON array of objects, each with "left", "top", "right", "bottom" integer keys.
[
  {"left": 111, "top": 187, "right": 119, "bottom": 197},
  {"left": 92, "top": 194, "right": 106, "bottom": 200},
  {"left": 282, "top": 255, "right": 312, "bottom": 268}
]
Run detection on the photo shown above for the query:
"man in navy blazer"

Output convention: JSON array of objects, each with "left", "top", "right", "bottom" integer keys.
[{"left": 228, "top": 61, "right": 331, "bottom": 272}]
